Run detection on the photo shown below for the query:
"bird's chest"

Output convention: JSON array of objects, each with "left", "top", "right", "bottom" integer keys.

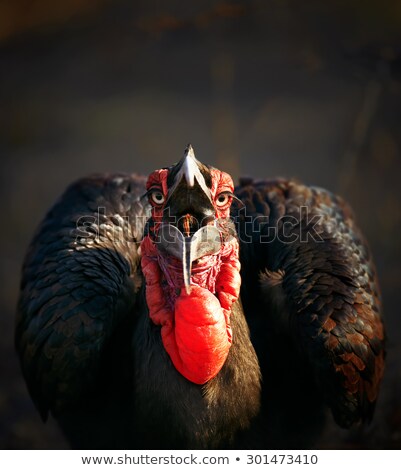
[{"left": 131, "top": 307, "right": 261, "bottom": 449}]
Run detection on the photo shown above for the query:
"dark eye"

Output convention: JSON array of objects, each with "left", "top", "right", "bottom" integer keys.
[
  {"left": 150, "top": 191, "right": 165, "bottom": 205},
  {"left": 216, "top": 192, "right": 232, "bottom": 207}
]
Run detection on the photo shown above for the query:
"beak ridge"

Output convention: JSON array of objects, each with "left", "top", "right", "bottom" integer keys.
[{"left": 167, "top": 145, "right": 212, "bottom": 202}]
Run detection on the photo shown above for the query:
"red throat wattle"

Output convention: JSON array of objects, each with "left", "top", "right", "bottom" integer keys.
[{"left": 140, "top": 167, "right": 241, "bottom": 384}]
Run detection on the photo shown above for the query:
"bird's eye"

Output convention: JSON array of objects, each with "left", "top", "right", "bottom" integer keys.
[
  {"left": 150, "top": 191, "right": 165, "bottom": 205},
  {"left": 215, "top": 192, "right": 232, "bottom": 207}
]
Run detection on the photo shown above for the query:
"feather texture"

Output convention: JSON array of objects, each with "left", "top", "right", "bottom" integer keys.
[
  {"left": 233, "top": 178, "right": 385, "bottom": 431},
  {"left": 15, "top": 172, "right": 385, "bottom": 449}
]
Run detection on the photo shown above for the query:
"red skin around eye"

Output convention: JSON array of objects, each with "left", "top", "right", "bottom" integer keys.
[
  {"left": 146, "top": 169, "right": 169, "bottom": 193},
  {"left": 210, "top": 169, "right": 234, "bottom": 218},
  {"left": 146, "top": 169, "right": 169, "bottom": 224},
  {"left": 146, "top": 167, "right": 235, "bottom": 220},
  {"left": 142, "top": 167, "right": 240, "bottom": 384}
]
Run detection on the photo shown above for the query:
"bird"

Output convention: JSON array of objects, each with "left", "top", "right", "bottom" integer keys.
[{"left": 15, "top": 144, "right": 385, "bottom": 449}]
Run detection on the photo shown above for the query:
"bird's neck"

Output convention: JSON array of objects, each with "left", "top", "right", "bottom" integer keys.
[{"left": 140, "top": 234, "right": 241, "bottom": 384}]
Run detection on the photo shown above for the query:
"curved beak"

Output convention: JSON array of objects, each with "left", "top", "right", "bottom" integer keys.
[{"left": 156, "top": 224, "right": 222, "bottom": 293}]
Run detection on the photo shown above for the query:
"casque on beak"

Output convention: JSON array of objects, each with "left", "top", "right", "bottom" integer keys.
[
  {"left": 166, "top": 144, "right": 213, "bottom": 203},
  {"left": 156, "top": 145, "right": 220, "bottom": 293}
]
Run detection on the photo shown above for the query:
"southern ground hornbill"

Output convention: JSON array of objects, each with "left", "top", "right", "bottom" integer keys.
[{"left": 16, "top": 145, "right": 385, "bottom": 449}]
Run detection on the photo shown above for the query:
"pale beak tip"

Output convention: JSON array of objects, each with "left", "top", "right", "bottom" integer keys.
[
  {"left": 185, "top": 144, "right": 195, "bottom": 159},
  {"left": 182, "top": 154, "right": 196, "bottom": 187}
]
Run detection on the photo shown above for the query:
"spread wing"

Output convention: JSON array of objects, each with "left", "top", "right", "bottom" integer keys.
[
  {"left": 15, "top": 173, "right": 149, "bottom": 420},
  {"left": 234, "top": 178, "right": 385, "bottom": 428}
]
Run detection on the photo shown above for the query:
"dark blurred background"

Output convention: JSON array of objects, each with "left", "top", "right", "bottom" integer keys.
[{"left": 0, "top": 0, "right": 400, "bottom": 449}]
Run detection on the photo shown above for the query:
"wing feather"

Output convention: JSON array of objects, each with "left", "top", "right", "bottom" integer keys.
[
  {"left": 15, "top": 174, "right": 148, "bottom": 419},
  {"left": 234, "top": 179, "right": 385, "bottom": 428}
]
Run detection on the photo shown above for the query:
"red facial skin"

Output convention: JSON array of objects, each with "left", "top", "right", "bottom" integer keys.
[{"left": 141, "top": 168, "right": 241, "bottom": 384}]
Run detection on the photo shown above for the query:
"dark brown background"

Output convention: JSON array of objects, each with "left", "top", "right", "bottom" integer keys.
[{"left": 0, "top": 0, "right": 400, "bottom": 449}]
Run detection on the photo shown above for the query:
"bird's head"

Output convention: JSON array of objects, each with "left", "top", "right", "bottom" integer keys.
[
  {"left": 144, "top": 144, "right": 237, "bottom": 292},
  {"left": 140, "top": 145, "right": 241, "bottom": 384}
]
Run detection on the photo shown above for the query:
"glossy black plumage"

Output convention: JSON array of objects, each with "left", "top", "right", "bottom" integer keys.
[
  {"left": 233, "top": 178, "right": 384, "bottom": 446},
  {"left": 15, "top": 170, "right": 385, "bottom": 449}
]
